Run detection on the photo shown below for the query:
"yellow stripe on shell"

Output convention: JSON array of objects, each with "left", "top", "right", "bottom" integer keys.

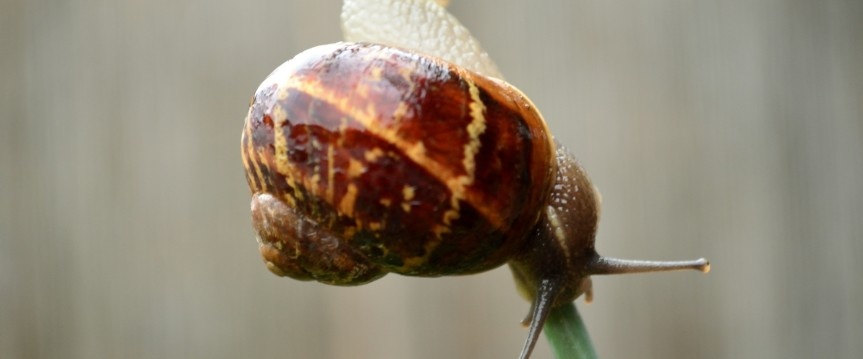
[
  {"left": 244, "top": 112, "right": 268, "bottom": 193},
  {"left": 271, "top": 104, "right": 300, "bottom": 206},
  {"left": 339, "top": 183, "right": 359, "bottom": 218},
  {"left": 435, "top": 76, "right": 488, "bottom": 235}
]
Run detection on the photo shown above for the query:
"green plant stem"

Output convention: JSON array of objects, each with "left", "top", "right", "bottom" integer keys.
[{"left": 543, "top": 302, "right": 598, "bottom": 359}]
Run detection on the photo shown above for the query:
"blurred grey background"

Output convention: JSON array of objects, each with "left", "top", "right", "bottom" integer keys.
[{"left": 2, "top": 0, "right": 861, "bottom": 358}]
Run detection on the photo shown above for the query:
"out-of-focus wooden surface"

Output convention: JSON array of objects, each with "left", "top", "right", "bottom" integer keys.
[{"left": 2, "top": 1, "right": 861, "bottom": 358}]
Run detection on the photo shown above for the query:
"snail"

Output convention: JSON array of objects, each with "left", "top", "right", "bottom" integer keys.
[{"left": 241, "top": 1, "right": 709, "bottom": 358}]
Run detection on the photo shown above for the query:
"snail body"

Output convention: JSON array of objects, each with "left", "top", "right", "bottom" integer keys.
[{"left": 242, "top": 42, "right": 708, "bottom": 359}]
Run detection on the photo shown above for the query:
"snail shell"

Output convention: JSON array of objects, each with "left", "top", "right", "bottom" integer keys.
[{"left": 242, "top": 42, "right": 557, "bottom": 284}]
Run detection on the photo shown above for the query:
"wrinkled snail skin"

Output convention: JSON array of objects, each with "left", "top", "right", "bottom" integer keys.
[
  {"left": 507, "top": 144, "right": 604, "bottom": 358},
  {"left": 509, "top": 143, "right": 601, "bottom": 307},
  {"left": 242, "top": 42, "right": 709, "bottom": 359}
]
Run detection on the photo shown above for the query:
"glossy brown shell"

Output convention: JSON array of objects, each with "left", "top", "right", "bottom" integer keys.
[{"left": 241, "top": 42, "right": 556, "bottom": 284}]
